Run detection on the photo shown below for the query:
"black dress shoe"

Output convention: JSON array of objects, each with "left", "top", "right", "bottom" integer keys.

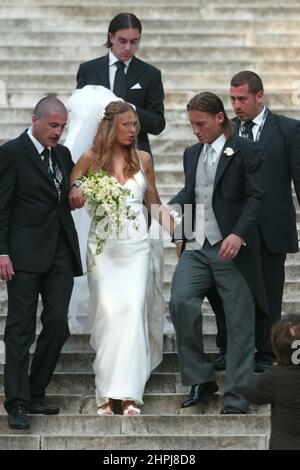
[
  {"left": 213, "top": 354, "right": 226, "bottom": 371},
  {"left": 29, "top": 400, "right": 60, "bottom": 415},
  {"left": 254, "top": 358, "right": 274, "bottom": 373},
  {"left": 221, "top": 406, "right": 247, "bottom": 414},
  {"left": 181, "top": 381, "right": 218, "bottom": 408},
  {"left": 7, "top": 405, "right": 30, "bottom": 430}
]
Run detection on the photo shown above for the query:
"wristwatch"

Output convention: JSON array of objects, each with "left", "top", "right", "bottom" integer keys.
[{"left": 70, "top": 180, "right": 82, "bottom": 189}]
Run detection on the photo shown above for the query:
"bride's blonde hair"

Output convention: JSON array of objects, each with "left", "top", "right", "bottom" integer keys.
[{"left": 91, "top": 101, "right": 141, "bottom": 178}]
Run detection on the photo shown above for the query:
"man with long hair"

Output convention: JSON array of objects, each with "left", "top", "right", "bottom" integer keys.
[
  {"left": 76, "top": 12, "right": 165, "bottom": 155},
  {"left": 169, "top": 92, "right": 266, "bottom": 414}
]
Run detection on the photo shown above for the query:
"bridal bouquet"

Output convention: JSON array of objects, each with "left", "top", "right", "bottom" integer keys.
[{"left": 79, "top": 169, "right": 138, "bottom": 259}]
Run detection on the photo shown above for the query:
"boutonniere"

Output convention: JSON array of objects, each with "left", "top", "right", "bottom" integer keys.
[{"left": 223, "top": 147, "right": 235, "bottom": 157}]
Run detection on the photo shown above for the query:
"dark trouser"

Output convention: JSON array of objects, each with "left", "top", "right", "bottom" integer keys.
[
  {"left": 4, "top": 233, "right": 74, "bottom": 413},
  {"left": 214, "top": 236, "right": 286, "bottom": 360},
  {"left": 170, "top": 241, "right": 255, "bottom": 412}
]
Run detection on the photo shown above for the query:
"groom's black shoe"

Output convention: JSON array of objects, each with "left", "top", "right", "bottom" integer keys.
[
  {"left": 181, "top": 381, "right": 218, "bottom": 408},
  {"left": 29, "top": 399, "right": 60, "bottom": 415}
]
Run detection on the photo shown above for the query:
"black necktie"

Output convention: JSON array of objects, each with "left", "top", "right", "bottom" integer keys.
[
  {"left": 41, "top": 147, "right": 51, "bottom": 172},
  {"left": 243, "top": 120, "right": 255, "bottom": 141},
  {"left": 113, "top": 61, "right": 127, "bottom": 99},
  {"left": 41, "top": 147, "right": 62, "bottom": 198}
]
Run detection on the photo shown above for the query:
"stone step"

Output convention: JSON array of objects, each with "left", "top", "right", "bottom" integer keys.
[
  {"left": 40, "top": 434, "right": 268, "bottom": 450},
  {"left": 0, "top": 312, "right": 215, "bottom": 338},
  {"left": 0, "top": 371, "right": 234, "bottom": 395},
  {"left": 0, "top": 432, "right": 268, "bottom": 450},
  {"left": 2, "top": 72, "right": 300, "bottom": 94},
  {"left": 3, "top": 59, "right": 300, "bottom": 80},
  {"left": 206, "top": 6, "right": 300, "bottom": 20},
  {"left": 0, "top": 5, "right": 201, "bottom": 20},
  {"left": 3, "top": 31, "right": 300, "bottom": 49},
  {"left": 0, "top": 413, "right": 270, "bottom": 436},
  {"left": 2, "top": 107, "right": 300, "bottom": 128},
  {"left": 1, "top": 46, "right": 300, "bottom": 63},
  {"left": 0, "top": 16, "right": 300, "bottom": 35},
  {"left": 0, "top": 17, "right": 300, "bottom": 34},
  {"left": 2, "top": 89, "right": 299, "bottom": 111},
  {"left": 0, "top": 392, "right": 270, "bottom": 416},
  {"left": 0, "top": 32, "right": 247, "bottom": 48}
]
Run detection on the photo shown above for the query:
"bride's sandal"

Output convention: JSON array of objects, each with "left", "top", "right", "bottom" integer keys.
[
  {"left": 97, "top": 402, "right": 114, "bottom": 416},
  {"left": 123, "top": 401, "right": 141, "bottom": 415}
]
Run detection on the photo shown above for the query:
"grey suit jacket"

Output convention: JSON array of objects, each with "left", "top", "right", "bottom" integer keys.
[{"left": 170, "top": 134, "right": 267, "bottom": 314}]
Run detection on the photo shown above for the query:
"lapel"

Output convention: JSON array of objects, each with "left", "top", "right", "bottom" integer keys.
[
  {"left": 257, "top": 110, "right": 277, "bottom": 151},
  {"left": 20, "top": 131, "right": 66, "bottom": 197},
  {"left": 188, "top": 144, "right": 202, "bottom": 193},
  {"left": 126, "top": 56, "right": 142, "bottom": 89},
  {"left": 21, "top": 131, "right": 55, "bottom": 187},
  {"left": 97, "top": 55, "right": 110, "bottom": 89},
  {"left": 213, "top": 136, "right": 240, "bottom": 191},
  {"left": 232, "top": 110, "right": 277, "bottom": 152}
]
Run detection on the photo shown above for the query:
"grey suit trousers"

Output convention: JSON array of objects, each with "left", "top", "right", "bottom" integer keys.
[{"left": 170, "top": 240, "right": 255, "bottom": 412}]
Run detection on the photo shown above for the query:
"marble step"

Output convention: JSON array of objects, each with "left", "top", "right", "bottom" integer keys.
[
  {"left": 0, "top": 392, "right": 270, "bottom": 416},
  {"left": 39, "top": 434, "right": 268, "bottom": 450},
  {"left": 1, "top": 46, "right": 300, "bottom": 63},
  {"left": 3, "top": 59, "right": 300, "bottom": 77},
  {"left": 0, "top": 350, "right": 186, "bottom": 374},
  {"left": 0, "top": 370, "right": 239, "bottom": 395},
  {"left": 0, "top": 412, "right": 270, "bottom": 436},
  {"left": 2, "top": 89, "right": 300, "bottom": 110},
  {"left": 206, "top": 6, "right": 300, "bottom": 20},
  {"left": 0, "top": 32, "right": 247, "bottom": 48},
  {"left": 3, "top": 32, "right": 300, "bottom": 49},
  {"left": 1, "top": 72, "right": 300, "bottom": 92},
  {"left": 0, "top": 17, "right": 300, "bottom": 34},
  {"left": 0, "top": 433, "right": 268, "bottom": 450},
  {"left": 0, "top": 5, "right": 201, "bottom": 20},
  {"left": 0, "top": 311, "right": 213, "bottom": 337},
  {"left": 1, "top": 107, "right": 300, "bottom": 128}
]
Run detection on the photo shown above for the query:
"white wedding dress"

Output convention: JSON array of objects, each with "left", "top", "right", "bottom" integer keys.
[
  {"left": 87, "top": 170, "right": 151, "bottom": 405},
  {"left": 64, "top": 85, "right": 174, "bottom": 404}
]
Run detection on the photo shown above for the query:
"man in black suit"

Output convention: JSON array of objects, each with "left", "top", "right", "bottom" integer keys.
[
  {"left": 213, "top": 71, "right": 300, "bottom": 373},
  {"left": 76, "top": 12, "right": 165, "bottom": 155},
  {"left": 169, "top": 92, "right": 266, "bottom": 414},
  {"left": 0, "top": 96, "right": 82, "bottom": 430}
]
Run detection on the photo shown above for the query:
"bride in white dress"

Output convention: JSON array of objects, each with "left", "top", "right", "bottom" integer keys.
[{"left": 68, "top": 100, "right": 175, "bottom": 415}]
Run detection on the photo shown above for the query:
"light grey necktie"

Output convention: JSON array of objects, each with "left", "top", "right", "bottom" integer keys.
[{"left": 203, "top": 144, "right": 215, "bottom": 179}]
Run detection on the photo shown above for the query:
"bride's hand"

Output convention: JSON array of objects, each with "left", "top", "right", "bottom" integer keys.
[{"left": 68, "top": 187, "right": 85, "bottom": 210}]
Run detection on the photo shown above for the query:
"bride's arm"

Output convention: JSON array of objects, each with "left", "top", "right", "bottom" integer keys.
[
  {"left": 68, "top": 150, "right": 94, "bottom": 210},
  {"left": 141, "top": 152, "right": 175, "bottom": 234}
]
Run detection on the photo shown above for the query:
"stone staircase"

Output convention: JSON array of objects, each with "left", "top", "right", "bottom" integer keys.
[{"left": 1, "top": 0, "right": 300, "bottom": 450}]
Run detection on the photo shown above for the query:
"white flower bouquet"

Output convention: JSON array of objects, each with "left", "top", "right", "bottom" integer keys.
[{"left": 79, "top": 169, "right": 137, "bottom": 260}]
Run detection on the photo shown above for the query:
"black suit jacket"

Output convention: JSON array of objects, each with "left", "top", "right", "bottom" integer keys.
[
  {"left": 0, "top": 131, "right": 82, "bottom": 276},
  {"left": 170, "top": 135, "right": 267, "bottom": 314},
  {"left": 76, "top": 55, "right": 165, "bottom": 154},
  {"left": 233, "top": 110, "right": 300, "bottom": 254},
  {"left": 243, "top": 365, "right": 300, "bottom": 450}
]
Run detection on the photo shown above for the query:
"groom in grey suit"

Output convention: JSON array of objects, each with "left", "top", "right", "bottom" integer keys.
[{"left": 169, "top": 92, "right": 266, "bottom": 414}]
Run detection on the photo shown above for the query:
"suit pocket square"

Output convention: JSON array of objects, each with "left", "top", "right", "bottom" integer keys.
[{"left": 130, "top": 83, "right": 142, "bottom": 90}]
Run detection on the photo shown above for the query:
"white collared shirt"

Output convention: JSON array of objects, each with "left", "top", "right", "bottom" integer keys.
[
  {"left": 240, "top": 106, "right": 266, "bottom": 141},
  {"left": 109, "top": 50, "right": 132, "bottom": 91},
  {"left": 27, "top": 127, "right": 45, "bottom": 155},
  {"left": 203, "top": 133, "right": 227, "bottom": 165}
]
